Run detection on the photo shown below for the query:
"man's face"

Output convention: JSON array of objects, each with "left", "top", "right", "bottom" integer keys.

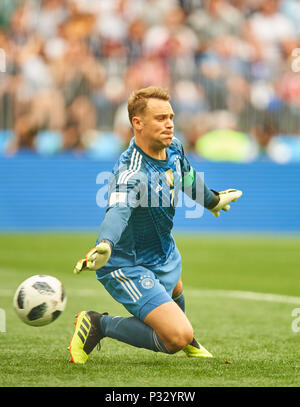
[{"left": 135, "top": 98, "right": 175, "bottom": 150}]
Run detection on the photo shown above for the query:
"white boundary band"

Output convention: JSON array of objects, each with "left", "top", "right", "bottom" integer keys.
[
  {"left": 153, "top": 331, "right": 165, "bottom": 353},
  {"left": 42, "top": 288, "right": 300, "bottom": 306}
]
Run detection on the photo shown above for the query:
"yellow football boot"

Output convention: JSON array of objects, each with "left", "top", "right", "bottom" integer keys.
[
  {"left": 183, "top": 339, "right": 213, "bottom": 358},
  {"left": 69, "top": 311, "right": 107, "bottom": 364}
]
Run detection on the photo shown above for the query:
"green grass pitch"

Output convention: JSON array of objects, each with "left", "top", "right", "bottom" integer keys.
[{"left": 0, "top": 233, "right": 300, "bottom": 387}]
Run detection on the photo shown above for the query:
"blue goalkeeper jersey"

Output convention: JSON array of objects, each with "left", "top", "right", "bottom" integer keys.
[{"left": 97, "top": 137, "right": 214, "bottom": 271}]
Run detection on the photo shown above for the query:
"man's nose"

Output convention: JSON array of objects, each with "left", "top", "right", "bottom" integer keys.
[{"left": 166, "top": 118, "right": 174, "bottom": 128}]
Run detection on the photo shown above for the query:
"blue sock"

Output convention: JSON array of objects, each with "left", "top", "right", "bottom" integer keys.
[
  {"left": 173, "top": 291, "right": 185, "bottom": 313},
  {"left": 100, "top": 315, "right": 171, "bottom": 354}
]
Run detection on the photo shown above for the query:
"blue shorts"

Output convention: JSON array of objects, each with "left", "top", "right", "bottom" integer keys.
[{"left": 96, "top": 247, "right": 182, "bottom": 321}]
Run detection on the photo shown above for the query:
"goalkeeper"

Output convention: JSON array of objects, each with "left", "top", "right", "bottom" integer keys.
[{"left": 69, "top": 86, "right": 242, "bottom": 364}]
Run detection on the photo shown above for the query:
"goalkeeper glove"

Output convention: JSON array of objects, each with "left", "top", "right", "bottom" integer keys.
[
  {"left": 73, "top": 240, "right": 112, "bottom": 274},
  {"left": 209, "top": 189, "right": 243, "bottom": 218}
]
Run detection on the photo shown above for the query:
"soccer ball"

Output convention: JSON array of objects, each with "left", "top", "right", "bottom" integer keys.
[{"left": 13, "top": 275, "right": 67, "bottom": 327}]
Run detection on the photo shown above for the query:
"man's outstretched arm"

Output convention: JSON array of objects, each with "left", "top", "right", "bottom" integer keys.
[
  {"left": 182, "top": 167, "right": 243, "bottom": 217},
  {"left": 73, "top": 205, "right": 132, "bottom": 274}
]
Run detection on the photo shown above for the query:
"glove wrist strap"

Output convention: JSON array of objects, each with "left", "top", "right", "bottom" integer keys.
[{"left": 206, "top": 190, "right": 220, "bottom": 210}]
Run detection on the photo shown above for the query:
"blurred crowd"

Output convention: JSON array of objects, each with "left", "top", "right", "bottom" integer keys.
[{"left": 1, "top": 0, "right": 300, "bottom": 163}]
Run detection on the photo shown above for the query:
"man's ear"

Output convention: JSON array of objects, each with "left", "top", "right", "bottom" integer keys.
[{"left": 132, "top": 116, "right": 143, "bottom": 131}]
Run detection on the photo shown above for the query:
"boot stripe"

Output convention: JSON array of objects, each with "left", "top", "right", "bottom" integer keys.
[
  {"left": 77, "top": 330, "right": 85, "bottom": 343},
  {"left": 80, "top": 325, "right": 87, "bottom": 336},
  {"left": 82, "top": 317, "right": 91, "bottom": 330}
]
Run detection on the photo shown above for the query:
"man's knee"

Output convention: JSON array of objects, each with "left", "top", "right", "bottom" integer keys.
[
  {"left": 144, "top": 301, "right": 193, "bottom": 353},
  {"left": 164, "top": 326, "right": 194, "bottom": 354}
]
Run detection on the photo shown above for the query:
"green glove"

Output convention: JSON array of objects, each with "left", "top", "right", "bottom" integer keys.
[
  {"left": 73, "top": 240, "right": 112, "bottom": 274},
  {"left": 209, "top": 189, "right": 243, "bottom": 218}
]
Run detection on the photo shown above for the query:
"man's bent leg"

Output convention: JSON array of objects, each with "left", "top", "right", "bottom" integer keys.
[
  {"left": 144, "top": 301, "right": 194, "bottom": 353},
  {"left": 100, "top": 314, "right": 171, "bottom": 354},
  {"left": 94, "top": 266, "right": 192, "bottom": 356},
  {"left": 99, "top": 301, "right": 193, "bottom": 355},
  {"left": 171, "top": 277, "right": 213, "bottom": 358}
]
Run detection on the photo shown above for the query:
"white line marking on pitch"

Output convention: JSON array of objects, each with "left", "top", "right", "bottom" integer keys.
[
  {"left": 0, "top": 289, "right": 15, "bottom": 297},
  {"left": 187, "top": 289, "right": 300, "bottom": 305},
  {"left": 1, "top": 288, "right": 300, "bottom": 305}
]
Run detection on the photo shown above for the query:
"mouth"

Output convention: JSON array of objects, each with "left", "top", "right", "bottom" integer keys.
[{"left": 161, "top": 134, "right": 173, "bottom": 145}]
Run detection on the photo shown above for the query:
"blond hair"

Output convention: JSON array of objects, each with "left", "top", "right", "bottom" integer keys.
[{"left": 127, "top": 86, "right": 170, "bottom": 125}]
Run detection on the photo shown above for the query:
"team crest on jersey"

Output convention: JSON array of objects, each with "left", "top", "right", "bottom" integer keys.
[
  {"left": 165, "top": 169, "right": 175, "bottom": 206},
  {"left": 139, "top": 275, "right": 155, "bottom": 290},
  {"left": 165, "top": 169, "right": 174, "bottom": 187}
]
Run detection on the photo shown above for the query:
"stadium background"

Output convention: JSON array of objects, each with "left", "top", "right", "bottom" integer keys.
[{"left": 1, "top": 0, "right": 300, "bottom": 233}]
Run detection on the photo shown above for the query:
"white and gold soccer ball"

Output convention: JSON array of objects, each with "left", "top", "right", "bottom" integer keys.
[{"left": 13, "top": 275, "right": 67, "bottom": 326}]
